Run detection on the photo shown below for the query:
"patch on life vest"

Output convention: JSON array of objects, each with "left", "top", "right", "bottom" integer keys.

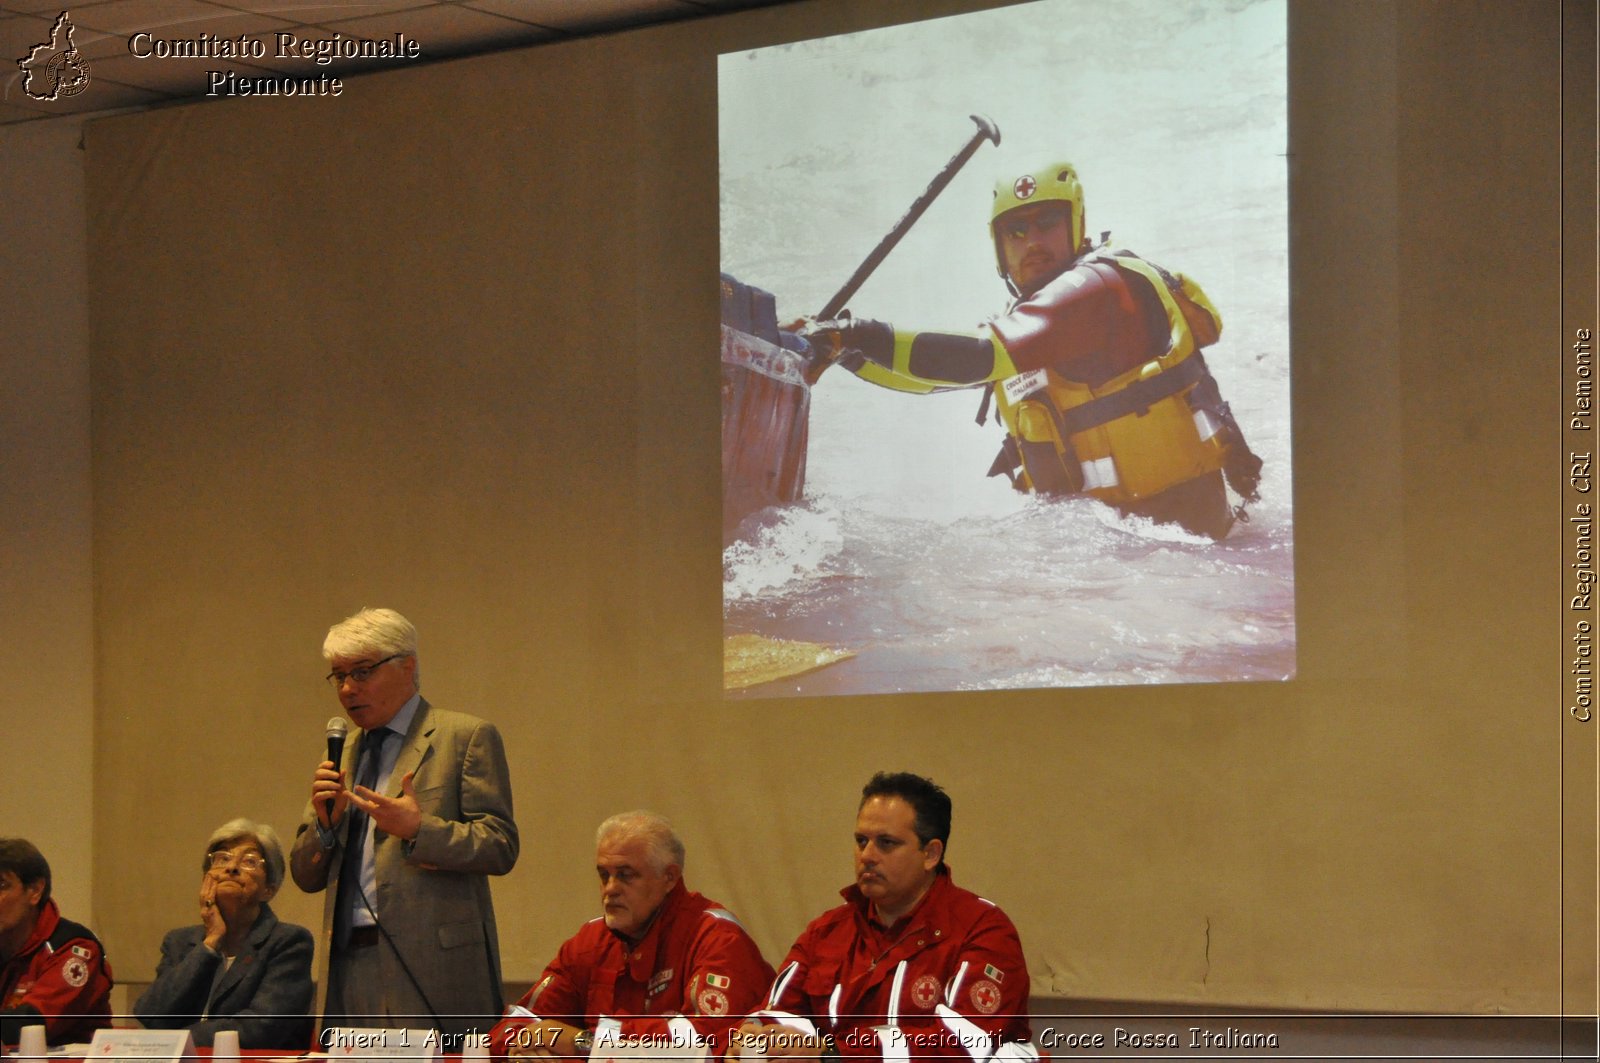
[
  {"left": 983, "top": 964, "right": 1005, "bottom": 984},
  {"left": 63, "top": 956, "right": 90, "bottom": 987},
  {"left": 705, "top": 972, "right": 730, "bottom": 989},
  {"left": 647, "top": 968, "right": 674, "bottom": 997},
  {"left": 1014, "top": 176, "right": 1037, "bottom": 200},
  {"left": 1001, "top": 369, "right": 1049, "bottom": 407},
  {"left": 71, "top": 945, "right": 93, "bottom": 959},
  {"left": 696, "top": 987, "right": 729, "bottom": 1016},
  {"left": 910, "top": 974, "right": 941, "bottom": 1009},
  {"left": 969, "top": 979, "right": 1002, "bottom": 1014}
]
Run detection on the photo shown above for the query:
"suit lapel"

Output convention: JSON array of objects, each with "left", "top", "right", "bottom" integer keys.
[
  {"left": 209, "top": 907, "right": 276, "bottom": 1008},
  {"left": 360, "top": 698, "right": 431, "bottom": 911},
  {"left": 388, "top": 697, "right": 434, "bottom": 797},
  {"left": 371, "top": 698, "right": 433, "bottom": 884}
]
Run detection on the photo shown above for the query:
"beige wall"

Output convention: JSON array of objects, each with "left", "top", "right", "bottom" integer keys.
[
  {"left": 0, "top": 0, "right": 1589, "bottom": 1025},
  {"left": 0, "top": 118, "right": 96, "bottom": 927}
]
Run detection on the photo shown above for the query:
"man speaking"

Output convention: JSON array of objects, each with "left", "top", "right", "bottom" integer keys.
[{"left": 290, "top": 608, "right": 518, "bottom": 1039}]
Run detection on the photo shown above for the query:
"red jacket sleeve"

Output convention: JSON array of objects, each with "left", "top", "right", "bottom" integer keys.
[
  {"left": 990, "top": 259, "right": 1162, "bottom": 387},
  {"left": 609, "top": 914, "right": 774, "bottom": 1052},
  {"left": 1, "top": 934, "right": 113, "bottom": 1046},
  {"left": 764, "top": 943, "right": 818, "bottom": 1019},
  {"left": 488, "top": 937, "right": 592, "bottom": 1056}
]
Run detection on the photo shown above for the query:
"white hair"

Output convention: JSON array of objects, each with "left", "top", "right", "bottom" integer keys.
[
  {"left": 323, "top": 607, "right": 420, "bottom": 683},
  {"left": 203, "top": 818, "right": 286, "bottom": 890},
  {"left": 596, "top": 810, "right": 685, "bottom": 874}
]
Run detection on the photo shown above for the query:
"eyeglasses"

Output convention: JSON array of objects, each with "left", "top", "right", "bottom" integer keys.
[
  {"left": 1000, "top": 208, "right": 1072, "bottom": 241},
  {"left": 207, "top": 850, "right": 266, "bottom": 873},
  {"left": 325, "top": 654, "right": 404, "bottom": 687}
]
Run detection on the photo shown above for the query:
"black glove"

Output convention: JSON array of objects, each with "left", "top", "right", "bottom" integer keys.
[{"left": 797, "top": 315, "right": 895, "bottom": 373}]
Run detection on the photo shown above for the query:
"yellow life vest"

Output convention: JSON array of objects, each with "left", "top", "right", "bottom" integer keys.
[{"left": 991, "top": 252, "right": 1233, "bottom": 506}]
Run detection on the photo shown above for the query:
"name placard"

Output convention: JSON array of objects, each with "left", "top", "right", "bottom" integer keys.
[{"left": 85, "top": 1029, "right": 196, "bottom": 1063}]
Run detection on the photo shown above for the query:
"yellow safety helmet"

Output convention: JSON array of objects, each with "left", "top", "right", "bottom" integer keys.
[{"left": 989, "top": 161, "right": 1087, "bottom": 287}]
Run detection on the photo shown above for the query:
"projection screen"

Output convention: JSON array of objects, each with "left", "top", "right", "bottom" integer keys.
[{"left": 719, "top": 0, "right": 1293, "bottom": 698}]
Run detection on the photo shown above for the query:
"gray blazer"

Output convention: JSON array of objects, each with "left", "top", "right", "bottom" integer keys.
[
  {"left": 290, "top": 698, "right": 518, "bottom": 1037},
  {"left": 133, "top": 904, "right": 314, "bottom": 1049}
]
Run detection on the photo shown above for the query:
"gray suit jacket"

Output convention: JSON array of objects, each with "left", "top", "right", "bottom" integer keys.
[
  {"left": 290, "top": 698, "right": 519, "bottom": 1036},
  {"left": 133, "top": 904, "right": 314, "bottom": 1049}
]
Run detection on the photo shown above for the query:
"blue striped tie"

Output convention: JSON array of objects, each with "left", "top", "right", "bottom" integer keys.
[{"left": 332, "top": 726, "right": 394, "bottom": 948}]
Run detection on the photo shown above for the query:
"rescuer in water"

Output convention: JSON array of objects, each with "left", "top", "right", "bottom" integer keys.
[{"left": 799, "top": 160, "right": 1262, "bottom": 540}]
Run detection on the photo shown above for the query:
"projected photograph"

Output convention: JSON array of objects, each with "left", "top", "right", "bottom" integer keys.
[{"left": 720, "top": 0, "right": 1293, "bottom": 697}]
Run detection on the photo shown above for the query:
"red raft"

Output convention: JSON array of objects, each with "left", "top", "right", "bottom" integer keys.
[{"left": 720, "top": 273, "right": 812, "bottom": 541}]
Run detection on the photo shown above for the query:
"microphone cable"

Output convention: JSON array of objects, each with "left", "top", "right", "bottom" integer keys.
[{"left": 349, "top": 877, "right": 448, "bottom": 1034}]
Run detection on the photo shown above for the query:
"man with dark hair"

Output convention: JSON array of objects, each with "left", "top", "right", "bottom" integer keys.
[
  {"left": 728, "top": 774, "right": 1035, "bottom": 1063},
  {"left": 857, "top": 773, "right": 951, "bottom": 858},
  {"left": 0, "top": 839, "right": 113, "bottom": 1046}
]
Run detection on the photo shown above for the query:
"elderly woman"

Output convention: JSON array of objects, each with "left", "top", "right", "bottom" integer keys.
[{"left": 133, "top": 819, "right": 313, "bottom": 1049}]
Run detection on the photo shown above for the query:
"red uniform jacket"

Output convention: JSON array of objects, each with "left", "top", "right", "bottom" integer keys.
[
  {"left": 491, "top": 882, "right": 772, "bottom": 1054},
  {"left": 766, "top": 868, "right": 1029, "bottom": 1062},
  {"left": 1, "top": 899, "right": 113, "bottom": 1046}
]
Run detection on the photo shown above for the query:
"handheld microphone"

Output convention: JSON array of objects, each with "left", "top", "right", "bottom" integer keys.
[
  {"left": 325, "top": 716, "right": 348, "bottom": 766},
  {"left": 321, "top": 716, "right": 349, "bottom": 819}
]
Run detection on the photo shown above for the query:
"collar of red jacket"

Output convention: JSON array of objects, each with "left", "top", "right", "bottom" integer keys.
[
  {"left": 613, "top": 879, "right": 690, "bottom": 979},
  {"left": 8, "top": 896, "right": 61, "bottom": 962},
  {"left": 841, "top": 863, "right": 953, "bottom": 935}
]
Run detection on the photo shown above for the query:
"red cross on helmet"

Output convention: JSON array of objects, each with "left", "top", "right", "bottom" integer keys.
[{"left": 990, "top": 160, "right": 1087, "bottom": 289}]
